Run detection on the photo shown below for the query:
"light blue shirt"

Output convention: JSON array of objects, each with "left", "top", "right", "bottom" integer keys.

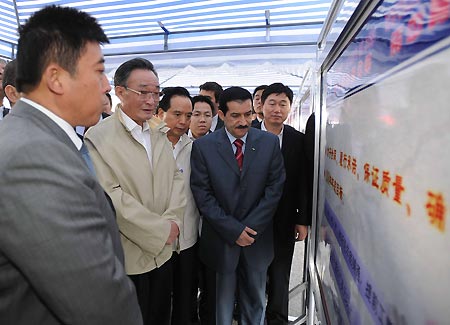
[{"left": 224, "top": 128, "right": 248, "bottom": 155}]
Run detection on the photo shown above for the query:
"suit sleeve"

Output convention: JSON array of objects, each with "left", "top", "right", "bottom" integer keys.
[
  {"left": 0, "top": 140, "right": 142, "bottom": 325},
  {"left": 85, "top": 136, "right": 185, "bottom": 257},
  {"left": 293, "top": 132, "right": 309, "bottom": 225},
  {"left": 190, "top": 141, "right": 246, "bottom": 245},
  {"left": 241, "top": 136, "right": 286, "bottom": 236}
]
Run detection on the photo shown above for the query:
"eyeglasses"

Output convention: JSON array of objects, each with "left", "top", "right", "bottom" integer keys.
[{"left": 125, "top": 86, "right": 161, "bottom": 99}]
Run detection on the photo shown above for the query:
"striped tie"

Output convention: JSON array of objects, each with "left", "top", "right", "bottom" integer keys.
[{"left": 234, "top": 139, "right": 244, "bottom": 171}]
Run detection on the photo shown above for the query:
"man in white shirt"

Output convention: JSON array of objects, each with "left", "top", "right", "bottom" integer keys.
[
  {"left": 157, "top": 87, "right": 201, "bottom": 325},
  {"left": 188, "top": 95, "right": 214, "bottom": 140},
  {"left": 85, "top": 58, "right": 185, "bottom": 325}
]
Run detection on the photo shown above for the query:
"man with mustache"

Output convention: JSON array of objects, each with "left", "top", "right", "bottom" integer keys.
[{"left": 190, "top": 86, "right": 285, "bottom": 325}]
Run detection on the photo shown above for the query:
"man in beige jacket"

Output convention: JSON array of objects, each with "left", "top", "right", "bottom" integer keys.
[{"left": 85, "top": 58, "right": 185, "bottom": 325}]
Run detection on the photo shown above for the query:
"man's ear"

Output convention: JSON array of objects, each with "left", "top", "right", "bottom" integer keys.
[
  {"left": 4, "top": 85, "right": 20, "bottom": 104},
  {"left": 218, "top": 109, "right": 225, "bottom": 121},
  {"left": 115, "top": 85, "right": 125, "bottom": 102},
  {"left": 157, "top": 107, "right": 165, "bottom": 120},
  {"left": 43, "top": 63, "right": 65, "bottom": 95}
]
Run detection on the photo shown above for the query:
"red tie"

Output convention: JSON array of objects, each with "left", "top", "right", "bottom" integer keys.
[{"left": 234, "top": 139, "right": 244, "bottom": 171}]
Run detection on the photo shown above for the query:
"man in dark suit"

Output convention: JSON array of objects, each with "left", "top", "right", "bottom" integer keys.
[
  {"left": 190, "top": 86, "right": 285, "bottom": 325},
  {"left": 254, "top": 83, "right": 309, "bottom": 325},
  {"left": 199, "top": 81, "right": 224, "bottom": 131},
  {"left": 0, "top": 6, "right": 142, "bottom": 325},
  {"left": 251, "top": 85, "right": 268, "bottom": 128}
]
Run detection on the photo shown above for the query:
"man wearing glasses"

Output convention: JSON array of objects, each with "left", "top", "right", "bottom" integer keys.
[{"left": 85, "top": 58, "right": 186, "bottom": 325}]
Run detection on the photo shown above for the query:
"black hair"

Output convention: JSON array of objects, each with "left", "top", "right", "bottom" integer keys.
[
  {"left": 199, "top": 81, "right": 223, "bottom": 103},
  {"left": 114, "top": 58, "right": 157, "bottom": 87},
  {"left": 192, "top": 95, "right": 214, "bottom": 113},
  {"left": 253, "top": 85, "right": 268, "bottom": 97},
  {"left": 261, "top": 83, "right": 293, "bottom": 105},
  {"left": 16, "top": 5, "right": 108, "bottom": 93},
  {"left": 2, "top": 59, "right": 17, "bottom": 90},
  {"left": 158, "top": 86, "right": 191, "bottom": 112},
  {"left": 218, "top": 86, "right": 252, "bottom": 115}
]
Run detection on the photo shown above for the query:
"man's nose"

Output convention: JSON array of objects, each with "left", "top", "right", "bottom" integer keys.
[
  {"left": 144, "top": 95, "right": 155, "bottom": 105},
  {"left": 102, "top": 74, "right": 111, "bottom": 93}
]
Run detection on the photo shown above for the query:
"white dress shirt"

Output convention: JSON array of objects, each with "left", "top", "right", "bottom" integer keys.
[
  {"left": 210, "top": 114, "right": 218, "bottom": 132},
  {"left": 261, "top": 120, "right": 284, "bottom": 148},
  {"left": 120, "top": 109, "right": 152, "bottom": 169}
]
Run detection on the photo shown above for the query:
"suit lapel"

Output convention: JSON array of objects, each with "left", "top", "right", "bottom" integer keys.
[
  {"left": 281, "top": 125, "right": 291, "bottom": 155},
  {"left": 216, "top": 128, "right": 240, "bottom": 176},
  {"left": 241, "top": 128, "right": 259, "bottom": 178},
  {"left": 12, "top": 101, "right": 78, "bottom": 152}
]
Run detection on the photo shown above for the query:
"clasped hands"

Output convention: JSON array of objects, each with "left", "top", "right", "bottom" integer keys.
[{"left": 236, "top": 226, "right": 257, "bottom": 247}]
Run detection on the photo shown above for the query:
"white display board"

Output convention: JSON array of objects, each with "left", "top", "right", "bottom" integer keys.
[{"left": 315, "top": 1, "right": 450, "bottom": 324}]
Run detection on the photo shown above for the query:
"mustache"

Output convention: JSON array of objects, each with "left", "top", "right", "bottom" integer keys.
[{"left": 236, "top": 125, "right": 249, "bottom": 129}]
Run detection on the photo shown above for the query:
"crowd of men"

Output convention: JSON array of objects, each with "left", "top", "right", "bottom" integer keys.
[{"left": 0, "top": 5, "right": 311, "bottom": 325}]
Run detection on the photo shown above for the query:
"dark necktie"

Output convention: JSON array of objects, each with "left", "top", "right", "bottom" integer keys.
[
  {"left": 79, "top": 143, "right": 96, "bottom": 176},
  {"left": 2, "top": 107, "right": 9, "bottom": 117},
  {"left": 234, "top": 139, "right": 244, "bottom": 171}
]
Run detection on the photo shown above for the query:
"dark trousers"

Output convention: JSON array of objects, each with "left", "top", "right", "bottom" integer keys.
[
  {"left": 204, "top": 260, "right": 267, "bottom": 325},
  {"left": 172, "top": 244, "right": 198, "bottom": 325},
  {"left": 199, "top": 263, "right": 217, "bottom": 325},
  {"left": 130, "top": 253, "right": 174, "bottom": 325},
  {"left": 266, "top": 239, "right": 296, "bottom": 325},
  {"left": 191, "top": 257, "right": 209, "bottom": 325}
]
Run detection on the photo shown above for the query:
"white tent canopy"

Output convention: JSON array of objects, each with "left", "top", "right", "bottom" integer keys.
[{"left": 0, "top": 0, "right": 356, "bottom": 122}]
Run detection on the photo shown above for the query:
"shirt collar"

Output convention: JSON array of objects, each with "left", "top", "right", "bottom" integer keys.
[
  {"left": 187, "top": 129, "right": 195, "bottom": 140},
  {"left": 120, "top": 109, "right": 149, "bottom": 133},
  {"left": 261, "top": 120, "right": 284, "bottom": 135},
  {"left": 224, "top": 127, "right": 248, "bottom": 145},
  {"left": 211, "top": 114, "right": 218, "bottom": 131},
  {"left": 20, "top": 98, "right": 82, "bottom": 150}
]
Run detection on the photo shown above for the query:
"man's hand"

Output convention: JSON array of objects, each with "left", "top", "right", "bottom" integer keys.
[
  {"left": 166, "top": 221, "right": 180, "bottom": 245},
  {"left": 236, "top": 226, "right": 257, "bottom": 247},
  {"left": 295, "top": 224, "right": 308, "bottom": 241}
]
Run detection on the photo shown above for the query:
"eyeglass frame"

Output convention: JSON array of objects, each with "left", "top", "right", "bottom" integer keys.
[{"left": 123, "top": 86, "right": 162, "bottom": 99}]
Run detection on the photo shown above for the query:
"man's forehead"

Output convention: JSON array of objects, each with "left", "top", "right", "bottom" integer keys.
[
  {"left": 138, "top": 82, "right": 160, "bottom": 88},
  {"left": 228, "top": 99, "right": 252, "bottom": 111},
  {"left": 129, "top": 69, "right": 159, "bottom": 84},
  {"left": 268, "top": 93, "right": 289, "bottom": 100},
  {"left": 194, "top": 105, "right": 211, "bottom": 112}
]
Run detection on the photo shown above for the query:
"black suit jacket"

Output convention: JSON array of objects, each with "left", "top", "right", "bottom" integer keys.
[
  {"left": 254, "top": 122, "right": 309, "bottom": 243},
  {"left": 214, "top": 115, "right": 224, "bottom": 131}
]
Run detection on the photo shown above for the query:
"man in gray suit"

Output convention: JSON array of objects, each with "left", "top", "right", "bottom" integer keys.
[
  {"left": 190, "top": 86, "right": 285, "bottom": 324},
  {"left": 0, "top": 6, "right": 142, "bottom": 325}
]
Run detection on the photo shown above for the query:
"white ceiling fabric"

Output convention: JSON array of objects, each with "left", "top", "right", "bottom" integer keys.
[{"left": 0, "top": 0, "right": 358, "bottom": 106}]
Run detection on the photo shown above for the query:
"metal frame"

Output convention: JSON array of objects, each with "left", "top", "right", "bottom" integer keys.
[
  {"left": 306, "top": 0, "right": 384, "bottom": 324},
  {"left": 103, "top": 41, "right": 318, "bottom": 58}
]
